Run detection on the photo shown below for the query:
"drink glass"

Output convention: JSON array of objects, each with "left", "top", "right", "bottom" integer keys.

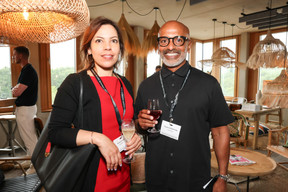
[
  {"left": 147, "top": 99, "right": 161, "bottom": 133},
  {"left": 121, "top": 119, "right": 136, "bottom": 164}
]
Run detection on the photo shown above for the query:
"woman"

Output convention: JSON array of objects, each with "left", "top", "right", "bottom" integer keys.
[{"left": 48, "top": 17, "right": 142, "bottom": 191}]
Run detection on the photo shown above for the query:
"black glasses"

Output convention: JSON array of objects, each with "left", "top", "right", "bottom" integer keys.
[{"left": 157, "top": 36, "right": 189, "bottom": 47}]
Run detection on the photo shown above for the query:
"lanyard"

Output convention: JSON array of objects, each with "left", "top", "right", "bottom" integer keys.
[
  {"left": 159, "top": 69, "right": 190, "bottom": 123},
  {"left": 90, "top": 68, "right": 126, "bottom": 132}
]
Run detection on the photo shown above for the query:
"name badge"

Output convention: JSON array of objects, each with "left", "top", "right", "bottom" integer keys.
[
  {"left": 160, "top": 120, "right": 181, "bottom": 140},
  {"left": 113, "top": 135, "right": 126, "bottom": 152}
]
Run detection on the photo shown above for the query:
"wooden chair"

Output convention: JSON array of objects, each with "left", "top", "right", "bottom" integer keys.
[
  {"left": 0, "top": 98, "right": 16, "bottom": 115},
  {"left": 267, "top": 126, "right": 288, "bottom": 171},
  {"left": 0, "top": 117, "right": 44, "bottom": 175},
  {"left": 228, "top": 112, "right": 251, "bottom": 148}
]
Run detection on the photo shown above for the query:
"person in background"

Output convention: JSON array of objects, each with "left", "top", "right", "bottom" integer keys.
[
  {"left": 155, "top": 65, "right": 162, "bottom": 72},
  {"left": 12, "top": 46, "right": 38, "bottom": 175},
  {"left": 135, "top": 20, "right": 234, "bottom": 192},
  {"left": 48, "top": 17, "right": 142, "bottom": 191}
]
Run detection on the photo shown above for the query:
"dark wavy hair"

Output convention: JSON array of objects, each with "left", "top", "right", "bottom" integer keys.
[{"left": 81, "top": 16, "right": 124, "bottom": 70}]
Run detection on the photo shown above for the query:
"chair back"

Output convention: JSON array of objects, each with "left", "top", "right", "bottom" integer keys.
[
  {"left": 34, "top": 117, "right": 44, "bottom": 137},
  {"left": 0, "top": 98, "right": 16, "bottom": 115}
]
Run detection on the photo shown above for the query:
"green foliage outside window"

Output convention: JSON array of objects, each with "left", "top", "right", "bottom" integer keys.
[
  {"left": 51, "top": 67, "right": 74, "bottom": 104},
  {"left": 0, "top": 67, "right": 12, "bottom": 99}
]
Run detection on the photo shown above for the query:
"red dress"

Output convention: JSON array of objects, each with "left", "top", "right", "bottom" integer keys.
[{"left": 91, "top": 76, "right": 133, "bottom": 192}]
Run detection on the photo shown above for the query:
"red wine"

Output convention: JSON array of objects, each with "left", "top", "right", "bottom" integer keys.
[{"left": 150, "top": 110, "right": 161, "bottom": 120}]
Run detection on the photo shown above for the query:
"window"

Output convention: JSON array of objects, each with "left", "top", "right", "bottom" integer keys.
[
  {"left": 195, "top": 41, "right": 213, "bottom": 73},
  {"left": 146, "top": 50, "right": 161, "bottom": 77},
  {"left": 220, "top": 38, "right": 236, "bottom": 97},
  {"left": 50, "top": 39, "right": 76, "bottom": 103},
  {"left": 114, "top": 59, "right": 126, "bottom": 76},
  {"left": 258, "top": 31, "right": 286, "bottom": 90},
  {"left": 0, "top": 46, "right": 12, "bottom": 99}
]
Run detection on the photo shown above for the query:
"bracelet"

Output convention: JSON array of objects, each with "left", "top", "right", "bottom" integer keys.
[
  {"left": 217, "top": 174, "right": 229, "bottom": 182},
  {"left": 90, "top": 132, "right": 94, "bottom": 145}
]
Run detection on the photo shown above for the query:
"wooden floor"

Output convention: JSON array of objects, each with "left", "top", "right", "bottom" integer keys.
[{"left": 1, "top": 148, "right": 288, "bottom": 192}]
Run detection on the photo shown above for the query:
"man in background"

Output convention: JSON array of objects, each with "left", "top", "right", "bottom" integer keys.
[
  {"left": 12, "top": 46, "right": 38, "bottom": 175},
  {"left": 155, "top": 65, "right": 162, "bottom": 72},
  {"left": 135, "top": 21, "right": 233, "bottom": 191}
]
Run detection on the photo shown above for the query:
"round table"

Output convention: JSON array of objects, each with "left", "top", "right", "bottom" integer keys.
[{"left": 211, "top": 148, "right": 276, "bottom": 191}]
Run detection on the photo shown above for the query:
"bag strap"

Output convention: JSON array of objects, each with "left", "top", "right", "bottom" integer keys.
[{"left": 78, "top": 74, "right": 83, "bottom": 129}]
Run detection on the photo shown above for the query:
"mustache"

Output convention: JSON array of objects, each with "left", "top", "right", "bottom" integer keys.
[{"left": 163, "top": 49, "right": 180, "bottom": 54}]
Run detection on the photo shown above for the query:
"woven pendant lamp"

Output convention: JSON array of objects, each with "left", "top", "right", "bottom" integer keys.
[
  {"left": 142, "top": 8, "right": 160, "bottom": 57},
  {"left": 261, "top": 69, "right": 288, "bottom": 108},
  {"left": 0, "top": 0, "right": 90, "bottom": 44},
  {"left": 118, "top": 13, "right": 141, "bottom": 56},
  {"left": 246, "top": 30, "right": 287, "bottom": 70},
  {"left": 199, "top": 21, "right": 245, "bottom": 68}
]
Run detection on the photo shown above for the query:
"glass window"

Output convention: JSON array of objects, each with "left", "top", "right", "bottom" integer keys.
[
  {"left": 146, "top": 50, "right": 161, "bottom": 77},
  {"left": 114, "top": 59, "right": 125, "bottom": 76},
  {"left": 50, "top": 39, "right": 76, "bottom": 103},
  {"left": 220, "top": 39, "right": 236, "bottom": 97},
  {"left": 196, "top": 41, "right": 213, "bottom": 73},
  {"left": 0, "top": 46, "right": 12, "bottom": 99},
  {"left": 258, "top": 31, "right": 286, "bottom": 90}
]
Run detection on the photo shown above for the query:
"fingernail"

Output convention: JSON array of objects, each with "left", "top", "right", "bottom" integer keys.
[
  {"left": 125, "top": 152, "right": 128, "bottom": 155},
  {"left": 108, "top": 168, "right": 110, "bottom": 171},
  {"left": 114, "top": 168, "right": 117, "bottom": 171},
  {"left": 120, "top": 164, "right": 122, "bottom": 167}
]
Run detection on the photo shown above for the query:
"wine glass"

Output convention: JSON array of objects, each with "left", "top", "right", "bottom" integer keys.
[
  {"left": 121, "top": 119, "right": 136, "bottom": 164},
  {"left": 147, "top": 99, "right": 161, "bottom": 133}
]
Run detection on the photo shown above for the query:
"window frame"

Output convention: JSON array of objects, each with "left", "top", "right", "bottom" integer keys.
[{"left": 39, "top": 36, "right": 82, "bottom": 112}]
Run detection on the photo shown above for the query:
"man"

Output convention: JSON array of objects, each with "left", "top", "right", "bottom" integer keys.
[
  {"left": 155, "top": 65, "right": 162, "bottom": 72},
  {"left": 12, "top": 46, "right": 38, "bottom": 175},
  {"left": 135, "top": 21, "right": 234, "bottom": 191}
]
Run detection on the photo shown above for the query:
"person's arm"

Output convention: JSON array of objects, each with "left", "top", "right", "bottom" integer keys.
[
  {"left": 12, "top": 83, "right": 28, "bottom": 97},
  {"left": 211, "top": 125, "right": 230, "bottom": 192},
  {"left": 76, "top": 129, "right": 122, "bottom": 171}
]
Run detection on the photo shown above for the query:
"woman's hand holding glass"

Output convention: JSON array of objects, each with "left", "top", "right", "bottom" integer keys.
[
  {"left": 121, "top": 119, "right": 142, "bottom": 163},
  {"left": 124, "top": 131, "right": 142, "bottom": 159}
]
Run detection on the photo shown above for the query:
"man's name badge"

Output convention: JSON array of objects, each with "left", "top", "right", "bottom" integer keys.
[
  {"left": 160, "top": 120, "right": 181, "bottom": 140},
  {"left": 113, "top": 135, "right": 126, "bottom": 152}
]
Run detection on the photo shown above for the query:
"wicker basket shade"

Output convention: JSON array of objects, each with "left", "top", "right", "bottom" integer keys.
[
  {"left": 246, "top": 30, "right": 287, "bottom": 70},
  {"left": 199, "top": 47, "right": 245, "bottom": 68},
  {"left": 142, "top": 20, "right": 160, "bottom": 57},
  {"left": 0, "top": 0, "right": 90, "bottom": 44},
  {"left": 118, "top": 14, "right": 141, "bottom": 56},
  {"left": 260, "top": 69, "right": 288, "bottom": 108}
]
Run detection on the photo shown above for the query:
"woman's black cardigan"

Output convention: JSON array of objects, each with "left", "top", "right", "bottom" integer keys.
[{"left": 48, "top": 70, "right": 134, "bottom": 191}]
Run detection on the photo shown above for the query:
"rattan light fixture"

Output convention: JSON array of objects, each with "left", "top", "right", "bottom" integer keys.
[
  {"left": 261, "top": 68, "right": 288, "bottom": 108},
  {"left": 142, "top": 8, "right": 160, "bottom": 57},
  {"left": 199, "top": 20, "right": 245, "bottom": 68},
  {"left": 246, "top": 30, "right": 287, "bottom": 70},
  {"left": 117, "top": 1, "right": 141, "bottom": 56},
  {"left": 0, "top": 0, "right": 90, "bottom": 44}
]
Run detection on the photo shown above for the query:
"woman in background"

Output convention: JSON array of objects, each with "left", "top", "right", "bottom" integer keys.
[{"left": 48, "top": 16, "right": 142, "bottom": 191}]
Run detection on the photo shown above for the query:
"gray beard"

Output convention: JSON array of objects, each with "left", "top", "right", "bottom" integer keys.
[{"left": 161, "top": 53, "right": 187, "bottom": 67}]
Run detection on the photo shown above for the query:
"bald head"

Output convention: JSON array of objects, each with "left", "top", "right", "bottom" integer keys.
[{"left": 159, "top": 20, "right": 190, "bottom": 37}]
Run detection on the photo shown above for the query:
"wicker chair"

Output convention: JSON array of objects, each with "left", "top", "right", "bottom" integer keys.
[
  {"left": 267, "top": 126, "right": 288, "bottom": 171},
  {"left": 228, "top": 112, "right": 251, "bottom": 148}
]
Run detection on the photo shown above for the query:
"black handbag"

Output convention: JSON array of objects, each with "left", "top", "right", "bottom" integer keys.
[{"left": 31, "top": 74, "right": 96, "bottom": 192}]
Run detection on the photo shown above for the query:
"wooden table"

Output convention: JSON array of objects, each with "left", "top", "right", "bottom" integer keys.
[
  {"left": 0, "top": 98, "right": 26, "bottom": 156},
  {"left": 211, "top": 148, "right": 276, "bottom": 192},
  {"left": 235, "top": 107, "right": 282, "bottom": 149}
]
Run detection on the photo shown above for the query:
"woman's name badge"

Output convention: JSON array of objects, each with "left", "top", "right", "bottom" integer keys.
[
  {"left": 160, "top": 120, "right": 181, "bottom": 140},
  {"left": 113, "top": 135, "right": 126, "bottom": 152}
]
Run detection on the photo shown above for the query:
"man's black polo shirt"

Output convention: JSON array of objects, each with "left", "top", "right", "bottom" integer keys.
[
  {"left": 135, "top": 61, "right": 234, "bottom": 191},
  {"left": 15, "top": 64, "right": 38, "bottom": 107}
]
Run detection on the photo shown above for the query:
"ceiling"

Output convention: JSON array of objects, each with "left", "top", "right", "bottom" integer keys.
[{"left": 86, "top": 0, "right": 287, "bottom": 40}]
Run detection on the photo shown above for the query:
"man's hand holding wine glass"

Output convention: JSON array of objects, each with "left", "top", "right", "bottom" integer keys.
[{"left": 138, "top": 99, "right": 162, "bottom": 133}]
